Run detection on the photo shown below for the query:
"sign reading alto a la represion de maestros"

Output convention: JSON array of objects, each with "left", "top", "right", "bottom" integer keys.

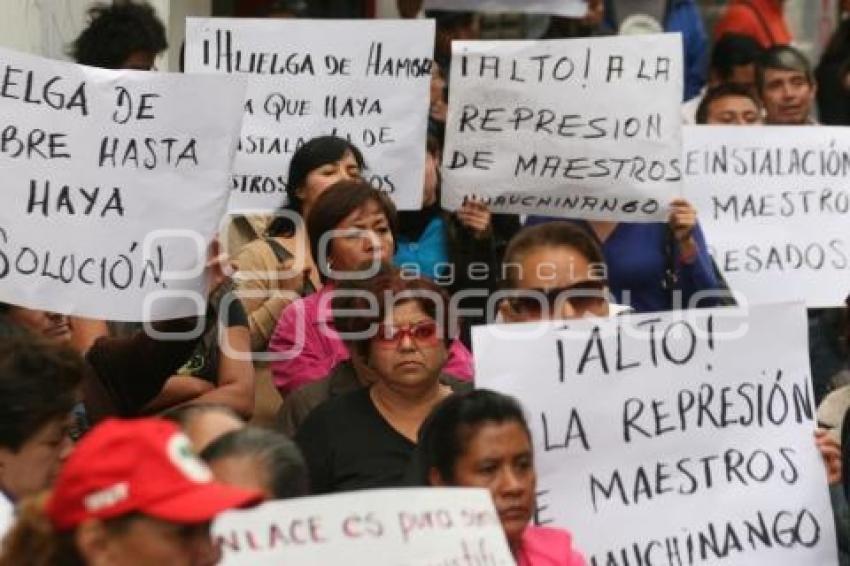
[
  {"left": 473, "top": 303, "right": 838, "bottom": 566},
  {"left": 441, "top": 33, "right": 684, "bottom": 222}
]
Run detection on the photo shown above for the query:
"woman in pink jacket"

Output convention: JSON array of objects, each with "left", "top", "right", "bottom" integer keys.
[
  {"left": 268, "top": 180, "right": 473, "bottom": 395},
  {"left": 418, "top": 389, "right": 586, "bottom": 566}
]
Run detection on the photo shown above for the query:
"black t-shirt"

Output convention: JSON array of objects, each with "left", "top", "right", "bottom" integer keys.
[
  {"left": 105, "top": 281, "right": 249, "bottom": 385},
  {"left": 295, "top": 387, "right": 415, "bottom": 494},
  {"left": 180, "top": 280, "right": 248, "bottom": 383}
]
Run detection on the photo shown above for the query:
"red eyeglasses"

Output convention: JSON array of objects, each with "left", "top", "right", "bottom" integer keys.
[{"left": 373, "top": 321, "right": 441, "bottom": 349}]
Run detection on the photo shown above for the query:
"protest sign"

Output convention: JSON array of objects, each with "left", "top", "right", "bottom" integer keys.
[
  {"left": 683, "top": 125, "right": 849, "bottom": 308},
  {"left": 424, "top": 0, "right": 587, "bottom": 18},
  {"left": 185, "top": 18, "right": 433, "bottom": 213},
  {"left": 213, "top": 487, "right": 515, "bottom": 565},
  {"left": 473, "top": 303, "right": 838, "bottom": 565},
  {"left": 0, "top": 46, "right": 245, "bottom": 321},
  {"left": 441, "top": 33, "right": 683, "bottom": 222}
]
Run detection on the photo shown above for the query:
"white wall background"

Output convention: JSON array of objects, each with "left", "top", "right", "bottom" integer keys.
[
  {"left": 375, "top": 0, "right": 401, "bottom": 18},
  {"left": 0, "top": 0, "right": 90, "bottom": 61},
  {"left": 0, "top": 0, "right": 212, "bottom": 70},
  {"left": 0, "top": 0, "right": 839, "bottom": 68}
]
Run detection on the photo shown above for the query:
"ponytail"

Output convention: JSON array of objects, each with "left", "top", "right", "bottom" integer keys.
[{"left": 0, "top": 493, "right": 83, "bottom": 566}]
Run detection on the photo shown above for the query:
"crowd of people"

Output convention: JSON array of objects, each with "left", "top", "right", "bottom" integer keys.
[{"left": 0, "top": 0, "right": 849, "bottom": 564}]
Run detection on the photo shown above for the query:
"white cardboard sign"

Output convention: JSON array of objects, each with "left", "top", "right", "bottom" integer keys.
[
  {"left": 683, "top": 125, "right": 850, "bottom": 308},
  {"left": 0, "top": 46, "right": 245, "bottom": 321},
  {"left": 185, "top": 18, "right": 434, "bottom": 213},
  {"left": 473, "top": 303, "right": 838, "bottom": 565},
  {"left": 213, "top": 488, "right": 516, "bottom": 565},
  {"left": 441, "top": 34, "right": 683, "bottom": 221}
]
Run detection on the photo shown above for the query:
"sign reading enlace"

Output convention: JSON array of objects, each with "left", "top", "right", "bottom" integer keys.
[
  {"left": 0, "top": 46, "right": 245, "bottom": 321},
  {"left": 212, "top": 487, "right": 514, "bottom": 565},
  {"left": 683, "top": 125, "right": 850, "bottom": 308},
  {"left": 185, "top": 18, "right": 433, "bottom": 213},
  {"left": 441, "top": 33, "right": 683, "bottom": 222},
  {"left": 473, "top": 303, "right": 838, "bottom": 565},
  {"left": 424, "top": 0, "right": 587, "bottom": 18}
]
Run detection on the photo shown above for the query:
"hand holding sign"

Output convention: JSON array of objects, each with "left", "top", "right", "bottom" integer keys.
[
  {"left": 456, "top": 196, "right": 492, "bottom": 239},
  {"left": 669, "top": 197, "right": 699, "bottom": 261},
  {"left": 441, "top": 34, "right": 684, "bottom": 222}
]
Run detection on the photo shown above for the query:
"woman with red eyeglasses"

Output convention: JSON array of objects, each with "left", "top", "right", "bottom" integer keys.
[
  {"left": 268, "top": 180, "right": 474, "bottom": 397},
  {"left": 294, "top": 268, "right": 470, "bottom": 494}
]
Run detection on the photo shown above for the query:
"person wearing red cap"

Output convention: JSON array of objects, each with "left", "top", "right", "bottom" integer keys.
[{"left": 0, "top": 418, "right": 260, "bottom": 566}]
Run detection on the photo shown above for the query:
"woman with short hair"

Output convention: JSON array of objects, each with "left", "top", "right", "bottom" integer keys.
[
  {"left": 235, "top": 135, "right": 365, "bottom": 351},
  {"left": 268, "top": 180, "right": 473, "bottom": 396},
  {"left": 201, "top": 426, "right": 309, "bottom": 500},
  {"left": 294, "top": 268, "right": 470, "bottom": 493}
]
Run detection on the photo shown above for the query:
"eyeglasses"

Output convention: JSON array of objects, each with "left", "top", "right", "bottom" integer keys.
[
  {"left": 373, "top": 321, "right": 441, "bottom": 349},
  {"left": 506, "top": 280, "right": 608, "bottom": 317}
]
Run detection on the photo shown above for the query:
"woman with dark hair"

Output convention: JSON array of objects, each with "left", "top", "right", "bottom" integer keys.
[
  {"left": 268, "top": 180, "right": 473, "bottom": 396},
  {"left": 294, "top": 269, "right": 470, "bottom": 493},
  {"left": 417, "top": 389, "right": 586, "bottom": 565},
  {"left": 266, "top": 179, "right": 395, "bottom": 394},
  {"left": 201, "top": 427, "right": 309, "bottom": 500},
  {"left": 235, "top": 136, "right": 364, "bottom": 351},
  {"left": 0, "top": 335, "right": 86, "bottom": 539},
  {"left": 268, "top": 136, "right": 366, "bottom": 239}
]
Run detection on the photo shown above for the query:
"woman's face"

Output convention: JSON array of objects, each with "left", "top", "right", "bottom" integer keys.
[
  {"left": 298, "top": 151, "right": 361, "bottom": 215},
  {"left": 449, "top": 421, "right": 535, "bottom": 547},
  {"left": 328, "top": 200, "right": 394, "bottom": 273},
  {"left": 0, "top": 414, "right": 74, "bottom": 500},
  {"left": 367, "top": 301, "right": 447, "bottom": 393}
]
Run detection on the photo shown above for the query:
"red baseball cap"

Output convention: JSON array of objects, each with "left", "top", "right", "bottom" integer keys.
[{"left": 47, "top": 418, "right": 261, "bottom": 531}]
